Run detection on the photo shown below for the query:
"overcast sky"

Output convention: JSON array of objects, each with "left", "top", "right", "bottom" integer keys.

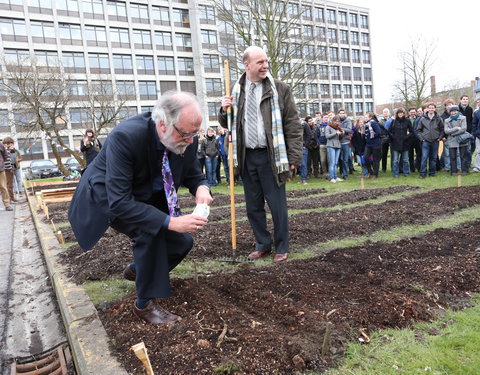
[{"left": 343, "top": 0, "right": 479, "bottom": 104}]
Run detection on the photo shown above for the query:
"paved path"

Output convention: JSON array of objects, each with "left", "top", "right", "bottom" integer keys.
[{"left": 0, "top": 199, "right": 66, "bottom": 374}]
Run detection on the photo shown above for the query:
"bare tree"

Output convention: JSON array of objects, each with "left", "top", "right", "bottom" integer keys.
[
  {"left": 393, "top": 38, "right": 436, "bottom": 109},
  {"left": 214, "top": 0, "right": 319, "bottom": 92}
]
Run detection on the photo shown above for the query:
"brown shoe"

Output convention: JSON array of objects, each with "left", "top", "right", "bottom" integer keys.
[
  {"left": 247, "top": 250, "right": 272, "bottom": 260},
  {"left": 123, "top": 264, "right": 136, "bottom": 281},
  {"left": 273, "top": 253, "right": 288, "bottom": 262},
  {"left": 133, "top": 300, "right": 182, "bottom": 325},
  {"left": 5, "top": 206, "right": 13, "bottom": 211}
]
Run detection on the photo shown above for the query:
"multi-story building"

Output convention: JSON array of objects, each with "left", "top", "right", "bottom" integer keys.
[{"left": 0, "top": 0, "right": 373, "bottom": 163}]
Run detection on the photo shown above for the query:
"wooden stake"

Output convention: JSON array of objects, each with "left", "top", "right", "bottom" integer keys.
[
  {"left": 321, "top": 322, "right": 333, "bottom": 356},
  {"left": 131, "top": 342, "right": 154, "bottom": 375},
  {"left": 360, "top": 177, "right": 365, "bottom": 189},
  {"left": 457, "top": 174, "right": 462, "bottom": 187},
  {"left": 224, "top": 60, "right": 237, "bottom": 251},
  {"left": 56, "top": 230, "right": 64, "bottom": 244},
  {"left": 51, "top": 219, "right": 56, "bottom": 232}
]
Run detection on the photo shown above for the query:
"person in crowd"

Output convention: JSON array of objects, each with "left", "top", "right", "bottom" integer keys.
[
  {"left": 472, "top": 100, "right": 480, "bottom": 172},
  {"left": 6, "top": 139, "right": 23, "bottom": 198},
  {"left": 338, "top": 108, "right": 353, "bottom": 180},
  {"left": 440, "top": 99, "right": 455, "bottom": 173},
  {"left": 196, "top": 129, "right": 206, "bottom": 175},
  {"left": 351, "top": 118, "right": 369, "bottom": 177},
  {"left": 315, "top": 112, "right": 329, "bottom": 178},
  {"left": 80, "top": 128, "right": 102, "bottom": 167},
  {"left": 217, "top": 126, "right": 230, "bottom": 184},
  {"left": 389, "top": 108, "right": 413, "bottom": 178},
  {"left": 407, "top": 107, "right": 421, "bottom": 173},
  {"left": 0, "top": 141, "right": 12, "bottom": 211},
  {"left": 379, "top": 108, "right": 393, "bottom": 173},
  {"left": 444, "top": 105, "right": 469, "bottom": 175},
  {"left": 298, "top": 117, "right": 311, "bottom": 185},
  {"left": 68, "top": 91, "right": 212, "bottom": 325},
  {"left": 325, "top": 115, "right": 344, "bottom": 183},
  {"left": 306, "top": 116, "right": 320, "bottom": 179},
  {"left": 416, "top": 102, "right": 445, "bottom": 179},
  {"left": 202, "top": 126, "right": 220, "bottom": 186},
  {"left": 458, "top": 95, "right": 474, "bottom": 170},
  {"left": 363, "top": 112, "right": 382, "bottom": 178},
  {"left": 219, "top": 46, "right": 302, "bottom": 263},
  {"left": 2, "top": 138, "right": 15, "bottom": 202}
]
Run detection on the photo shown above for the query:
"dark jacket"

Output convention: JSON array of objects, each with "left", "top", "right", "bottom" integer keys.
[
  {"left": 80, "top": 138, "right": 102, "bottom": 166},
  {"left": 315, "top": 122, "right": 328, "bottom": 145},
  {"left": 389, "top": 117, "right": 413, "bottom": 152},
  {"left": 416, "top": 113, "right": 444, "bottom": 142},
  {"left": 364, "top": 120, "right": 381, "bottom": 147},
  {"left": 351, "top": 127, "right": 366, "bottom": 156},
  {"left": 301, "top": 121, "right": 311, "bottom": 148},
  {"left": 473, "top": 110, "right": 480, "bottom": 139},
  {"left": 68, "top": 112, "right": 207, "bottom": 250},
  {"left": 0, "top": 143, "right": 7, "bottom": 172},
  {"left": 218, "top": 76, "right": 302, "bottom": 186},
  {"left": 459, "top": 104, "right": 473, "bottom": 133},
  {"left": 202, "top": 135, "right": 220, "bottom": 158},
  {"left": 307, "top": 123, "right": 318, "bottom": 150},
  {"left": 339, "top": 116, "right": 352, "bottom": 145}
]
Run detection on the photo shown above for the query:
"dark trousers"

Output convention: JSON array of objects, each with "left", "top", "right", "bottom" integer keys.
[
  {"left": 381, "top": 142, "right": 390, "bottom": 172},
  {"left": 408, "top": 138, "right": 422, "bottom": 172},
  {"left": 112, "top": 211, "right": 193, "bottom": 300},
  {"left": 243, "top": 148, "right": 289, "bottom": 254},
  {"left": 365, "top": 145, "right": 382, "bottom": 176},
  {"left": 307, "top": 148, "right": 320, "bottom": 177},
  {"left": 449, "top": 146, "right": 469, "bottom": 174}
]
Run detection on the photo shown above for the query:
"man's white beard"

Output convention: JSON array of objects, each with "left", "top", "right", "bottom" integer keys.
[{"left": 160, "top": 126, "right": 189, "bottom": 155}]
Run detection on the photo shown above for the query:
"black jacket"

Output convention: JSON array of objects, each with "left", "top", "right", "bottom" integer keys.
[
  {"left": 459, "top": 104, "right": 473, "bottom": 132},
  {"left": 389, "top": 117, "right": 413, "bottom": 152}
]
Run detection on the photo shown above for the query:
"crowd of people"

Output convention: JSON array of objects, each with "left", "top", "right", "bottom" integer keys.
[
  {"left": 0, "top": 137, "right": 24, "bottom": 211},
  {"left": 296, "top": 95, "right": 480, "bottom": 183}
]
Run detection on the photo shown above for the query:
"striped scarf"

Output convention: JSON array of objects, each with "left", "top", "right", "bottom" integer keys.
[{"left": 230, "top": 73, "right": 290, "bottom": 174}]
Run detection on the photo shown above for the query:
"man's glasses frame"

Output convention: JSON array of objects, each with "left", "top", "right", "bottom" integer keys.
[{"left": 172, "top": 123, "right": 199, "bottom": 139}]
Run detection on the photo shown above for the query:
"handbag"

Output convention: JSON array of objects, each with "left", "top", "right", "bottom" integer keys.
[{"left": 457, "top": 131, "right": 473, "bottom": 144}]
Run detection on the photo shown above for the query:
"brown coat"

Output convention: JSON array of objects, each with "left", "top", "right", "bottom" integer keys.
[{"left": 218, "top": 76, "right": 302, "bottom": 186}]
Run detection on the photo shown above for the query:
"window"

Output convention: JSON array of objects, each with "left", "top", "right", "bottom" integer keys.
[
  {"left": 199, "top": 5, "right": 215, "bottom": 24},
  {"left": 309, "top": 103, "right": 319, "bottom": 115},
  {"left": 130, "top": 3, "right": 149, "bottom": 23},
  {"left": 157, "top": 56, "right": 174, "bottom": 74},
  {"left": 304, "top": 25, "right": 313, "bottom": 38},
  {"left": 136, "top": 55, "right": 154, "bottom": 75},
  {"left": 322, "top": 103, "right": 331, "bottom": 113},
  {"left": 59, "top": 23, "right": 82, "bottom": 45},
  {"left": 113, "top": 54, "right": 133, "bottom": 74},
  {"left": 292, "top": 43, "right": 302, "bottom": 58},
  {"left": 201, "top": 30, "right": 217, "bottom": 49},
  {"left": 19, "top": 138, "right": 44, "bottom": 157},
  {"left": 355, "top": 102, "right": 363, "bottom": 114},
  {"left": 361, "top": 33, "right": 369, "bottom": 46},
  {"left": 353, "top": 67, "right": 362, "bottom": 81},
  {"left": 0, "top": 0, "right": 23, "bottom": 12},
  {"left": 350, "top": 13, "right": 358, "bottom": 27},
  {"left": 85, "top": 25, "right": 107, "bottom": 47},
  {"left": 116, "top": 81, "right": 136, "bottom": 99},
  {"left": 288, "top": 3, "right": 299, "bottom": 16},
  {"left": 296, "top": 84, "right": 306, "bottom": 99},
  {"left": 327, "top": 28, "right": 337, "bottom": 43},
  {"left": 91, "top": 80, "right": 113, "bottom": 96},
  {"left": 155, "top": 31, "right": 173, "bottom": 50},
  {"left": 362, "top": 50, "right": 370, "bottom": 63},
  {"left": 363, "top": 68, "right": 372, "bottom": 81},
  {"left": 319, "top": 65, "right": 328, "bottom": 79},
  {"left": 69, "top": 81, "right": 88, "bottom": 97},
  {"left": 327, "top": 9, "right": 336, "bottom": 23},
  {"left": 317, "top": 46, "right": 327, "bottom": 60},
  {"left": 141, "top": 106, "right": 153, "bottom": 113},
  {"left": 28, "top": 0, "right": 53, "bottom": 14},
  {"left": 180, "top": 81, "right": 196, "bottom": 94},
  {"left": 329, "top": 47, "right": 339, "bottom": 61},
  {"left": 4, "top": 49, "right": 29, "bottom": 65},
  {"left": 173, "top": 8, "right": 189, "bottom": 27},
  {"left": 343, "top": 84, "right": 352, "bottom": 98},
  {"left": 306, "top": 64, "right": 316, "bottom": 78},
  {"left": 133, "top": 29, "right": 152, "bottom": 49},
  {"left": 69, "top": 108, "right": 89, "bottom": 127},
  {"left": 352, "top": 49, "right": 360, "bottom": 63},
  {"left": 330, "top": 66, "right": 340, "bottom": 80},
  {"left": 360, "top": 14, "right": 368, "bottom": 28},
  {"left": 82, "top": 0, "right": 103, "bottom": 19},
  {"left": 296, "top": 103, "right": 306, "bottom": 117},
  {"left": 365, "top": 85, "right": 372, "bottom": 98},
  {"left": 304, "top": 45, "right": 314, "bottom": 58},
  {"left": 339, "top": 30, "right": 348, "bottom": 44},
  {"left": 341, "top": 48, "right": 349, "bottom": 62},
  {"left": 35, "top": 50, "right": 59, "bottom": 70},
  {"left": 344, "top": 102, "right": 353, "bottom": 114},
  {"left": 152, "top": 6, "right": 170, "bottom": 26},
  {"left": 205, "top": 78, "right": 222, "bottom": 96},
  {"left": 107, "top": 1, "right": 127, "bottom": 21},
  {"left": 320, "top": 84, "right": 330, "bottom": 97},
  {"left": 57, "top": 0, "right": 79, "bottom": 16},
  {"left": 31, "top": 21, "right": 56, "bottom": 44},
  {"left": 207, "top": 102, "right": 218, "bottom": 120},
  {"left": 342, "top": 66, "right": 351, "bottom": 80},
  {"left": 63, "top": 52, "right": 86, "bottom": 73},
  {"left": 350, "top": 31, "right": 359, "bottom": 45},
  {"left": 110, "top": 27, "right": 130, "bottom": 48},
  {"left": 177, "top": 57, "right": 194, "bottom": 75},
  {"left": 0, "top": 18, "right": 27, "bottom": 42},
  {"left": 307, "top": 83, "right": 318, "bottom": 97},
  {"left": 160, "top": 81, "right": 177, "bottom": 93},
  {"left": 339, "top": 11, "right": 347, "bottom": 26},
  {"left": 176, "top": 33, "right": 192, "bottom": 51},
  {"left": 354, "top": 84, "right": 362, "bottom": 98},
  {"left": 314, "top": 7, "right": 324, "bottom": 21},
  {"left": 365, "top": 102, "right": 373, "bottom": 112},
  {"left": 88, "top": 53, "right": 110, "bottom": 74},
  {"left": 332, "top": 84, "right": 341, "bottom": 98},
  {"left": 316, "top": 26, "right": 326, "bottom": 41},
  {"left": 138, "top": 81, "right": 157, "bottom": 100},
  {"left": 0, "top": 110, "right": 9, "bottom": 129},
  {"left": 203, "top": 54, "right": 220, "bottom": 73},
  {"left": 302, "top": 5, "right": 312, "bottom": 20}
]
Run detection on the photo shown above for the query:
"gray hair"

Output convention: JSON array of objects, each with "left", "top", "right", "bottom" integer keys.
[{"left": 151, "top": 90, "right": 199, "bottom": 127}]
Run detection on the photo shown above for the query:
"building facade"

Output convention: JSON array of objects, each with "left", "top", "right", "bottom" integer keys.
[{"left": 0, "top": 0, "right": 373, "bottom": 163}]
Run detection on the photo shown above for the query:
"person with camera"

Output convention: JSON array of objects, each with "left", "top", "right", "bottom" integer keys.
[{"left": 80, "top": 129, "right": 102, "bottom": 166}]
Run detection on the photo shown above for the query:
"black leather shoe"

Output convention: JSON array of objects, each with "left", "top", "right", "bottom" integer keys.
[
  {"left": 123, "top": 264, "right": 136, "bottom": 281},
  {"left": 133, "top": 300, "right": 182, "bottom": 325}
]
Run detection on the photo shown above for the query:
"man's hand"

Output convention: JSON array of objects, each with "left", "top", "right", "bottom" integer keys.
[
  {"left": 221, "top": 96, "right": 233, "bottom": 112},
  {"left": 168, "top": 214, "right": 208, "bottom": 233},
  {"left": 195, "top": 185, "right": 213, "bottom": 205}
]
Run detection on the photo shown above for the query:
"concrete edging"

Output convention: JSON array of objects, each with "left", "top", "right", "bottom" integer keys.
[{"left": 27, "top": 193, "right": 128, "bottom": 375}]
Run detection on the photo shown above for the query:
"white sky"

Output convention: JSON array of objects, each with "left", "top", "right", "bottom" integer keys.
[{"left": 342, "top": 0, "right": 479, "bottom": 104}]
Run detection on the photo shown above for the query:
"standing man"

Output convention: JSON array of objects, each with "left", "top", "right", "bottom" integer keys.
[
  {"left": 407, "top": 107, "right": 421, "bottom": 173},
  {"left": 472, "top": 99, "right": 480, "bottom": 172},
  {"left": 379, "top": 108, "right": 392, "bottom": 173},
  {"left": 69, "top": 91, "right": 212, "bottom": 325},
  {"left": 0, "top": 141, "right": 12, "bottom": 211},
  {"left": 458, "top": 95, "right": 474, "bottom": 170},
  {"left": 416, "top": 102, "right": 445, "bottom": 178},
  {"left": 338, "top": 108, "right": 352, "bottom": 179},
  {"left": 219, "top": 46, "right": 302, "bottom": 263}
]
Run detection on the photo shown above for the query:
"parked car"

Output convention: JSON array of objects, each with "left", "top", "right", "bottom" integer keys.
[
  {"left": 25, "top": 160, "right": 63, "bottom": 180},
  {"left": 64, "top": 157, "right": 82, "bottom": 173}
]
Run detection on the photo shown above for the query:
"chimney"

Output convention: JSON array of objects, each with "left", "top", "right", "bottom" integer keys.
[{"left": 430, "top": 76, "right": 436, "bottom": 97}]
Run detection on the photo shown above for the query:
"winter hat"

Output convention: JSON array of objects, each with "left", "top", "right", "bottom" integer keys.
[{"left": 448, "top": 105, "right": 459, "bottom": 113}]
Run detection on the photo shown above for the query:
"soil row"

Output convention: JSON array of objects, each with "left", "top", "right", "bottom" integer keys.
[{"left": 98, "top": 217, "right": 480, "bottom": 375}]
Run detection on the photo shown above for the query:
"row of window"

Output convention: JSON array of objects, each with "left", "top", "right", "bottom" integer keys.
[
  {"left": 295, "top": 83, "right": 373, "bottom": 98},
  {"left": 287, "top": 4, "right": 368, "bottom": 28},
  {"left": 0, "top": 18, "right": 219, "bottom": 50}
]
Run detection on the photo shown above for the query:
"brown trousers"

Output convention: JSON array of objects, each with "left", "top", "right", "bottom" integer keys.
[
  {"left": 0, "top": 170, "right": 10, "bottom": 207},
  {"left": 5, "top": 169, "right": 14, "bottom": 202}
]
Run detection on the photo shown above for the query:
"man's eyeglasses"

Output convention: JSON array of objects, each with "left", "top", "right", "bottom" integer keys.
[{"left": 173, "top": 123, "right": 199, "bottom": 139}]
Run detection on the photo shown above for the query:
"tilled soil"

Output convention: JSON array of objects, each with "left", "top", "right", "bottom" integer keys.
[
  {"left": 58, "top": 185, "right": 480, "bottom": 284},
  {"left": 98, "top": 219, "right": 480, "bottom": 375}
]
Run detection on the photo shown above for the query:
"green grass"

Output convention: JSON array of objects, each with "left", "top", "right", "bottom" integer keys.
[
  {"left": 83, "top": 279, "right": 135, "bottom": 306},
  {"left": 325, "top": 296, "right": 480, "bottom": 375}
]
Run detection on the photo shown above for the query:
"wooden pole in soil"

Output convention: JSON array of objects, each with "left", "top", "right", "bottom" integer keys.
[
  {"left": 131, "top": 342, "right": 154, "bottom": 375},
  {"left": 224, "top": 60, "right": 237, "bottom": 251},
  {"left": 457, "top": 174, "right": 462, "bottom": 187},
  {"left": 360, "top": 176, "right": 365, "bottom": 189}
]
